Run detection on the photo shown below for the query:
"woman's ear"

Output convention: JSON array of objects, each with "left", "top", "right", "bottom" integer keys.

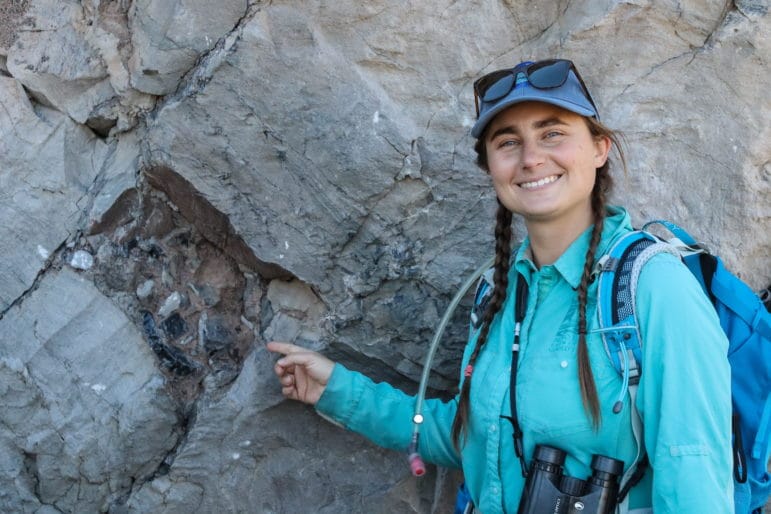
[{"left": 593, "top": 135, "right": 612, "bottom": 168}]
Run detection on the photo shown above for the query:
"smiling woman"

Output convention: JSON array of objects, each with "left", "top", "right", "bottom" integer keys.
[{"left": 268, "top": 59, "right": 735, "bottom": 514}]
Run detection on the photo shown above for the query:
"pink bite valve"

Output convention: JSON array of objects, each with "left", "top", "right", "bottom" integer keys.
[{"left": 409, "top": 453, "right": 426, "bottom": 477}]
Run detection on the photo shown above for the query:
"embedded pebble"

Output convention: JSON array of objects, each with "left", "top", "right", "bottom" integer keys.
[
  {"left": 69, "top": 250, "right": 94, "bottom": 270},
  {"left": 136, "top": 279, "right": 155, "bottom": 299},
  {"left": 158, "top": 292, "right": 182, "bottom": 318}
]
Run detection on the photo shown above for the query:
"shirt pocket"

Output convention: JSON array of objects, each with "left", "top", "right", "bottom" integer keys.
[{"left": 517, "top": 348, "right": 596, "bottom": 439}]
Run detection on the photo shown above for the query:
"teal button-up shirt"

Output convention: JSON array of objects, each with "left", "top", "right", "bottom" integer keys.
[{"left": 316, "top": 206, "right": 733, "bottom": 513}]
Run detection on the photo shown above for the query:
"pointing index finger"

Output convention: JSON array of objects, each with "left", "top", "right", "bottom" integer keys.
[{"left": 266, "top": 341, "right": 302, "bottom": 356}]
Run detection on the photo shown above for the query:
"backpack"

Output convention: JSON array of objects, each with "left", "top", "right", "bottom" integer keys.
[{"left": 595, "top": 220, "right": 771, "bottom": 514}]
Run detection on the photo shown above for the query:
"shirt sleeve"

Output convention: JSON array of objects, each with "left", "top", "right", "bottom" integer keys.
[
  {"left": 314, "top": 363, "right": 462, "bottom": 469},
  {"left": 634, "top": 253, "right": 734, "bottom": 513}
]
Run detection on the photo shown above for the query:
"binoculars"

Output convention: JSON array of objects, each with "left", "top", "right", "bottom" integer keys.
[{"left": 518, "top": 445, "right": 624, "bottom": 514}]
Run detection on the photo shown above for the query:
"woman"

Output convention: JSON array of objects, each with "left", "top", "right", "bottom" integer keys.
[{"left": 268, "top": 59, "right": 733, "bottom": 513}]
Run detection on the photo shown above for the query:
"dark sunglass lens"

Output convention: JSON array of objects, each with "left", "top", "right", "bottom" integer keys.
[
  {"left": 475, "top": 70, "right": 508, "bottom": 95},
  {"left": 482, "top": 74, "right": 515, "bottom": 103},
  {"left": 527, "top": 60, "right": 571, "bottom": 89}
]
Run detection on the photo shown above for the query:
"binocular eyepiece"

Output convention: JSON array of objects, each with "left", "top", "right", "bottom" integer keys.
[{"left": 518, "top": 445, "right": 624, "bottom": 514}]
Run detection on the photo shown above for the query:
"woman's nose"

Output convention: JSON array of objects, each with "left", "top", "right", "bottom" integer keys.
[{"left": 520, "top": 140, "right": 545, "bottom": 170}]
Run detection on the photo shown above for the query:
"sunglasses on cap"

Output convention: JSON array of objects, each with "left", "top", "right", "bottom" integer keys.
[{"left": 473, "top": 59, "right": 598, "bottom": 118}]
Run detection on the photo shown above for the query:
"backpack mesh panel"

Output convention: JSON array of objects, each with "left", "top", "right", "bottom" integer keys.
[{"left": 612, "top": 239, "right": 655, "bottom": 323}]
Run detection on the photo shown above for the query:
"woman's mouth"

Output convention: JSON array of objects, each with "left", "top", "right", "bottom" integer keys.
[{"left": 519, "top": 175, "right": 560, "bottom": 190}]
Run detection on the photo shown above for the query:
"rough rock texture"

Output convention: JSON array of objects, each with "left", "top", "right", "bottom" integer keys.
[
  {"left": 0, "top": 76, "right": 107, "bottom": 312},
  {"left": 0, "top": 269, "right": 178, "bottom": 513},
  {"left": 0, "top": 0, "right": 768, "bottom": 513}
]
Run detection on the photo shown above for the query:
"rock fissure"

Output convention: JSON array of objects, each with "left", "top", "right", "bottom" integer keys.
[
  {"left": 615, "top": 51, "right": 692, "bottom": 100},
  {"left": 693, "top": 0, "right": 736, "bottom": 51},
  {"left": 151, "top": 2, "right": 262, "bottom": 115},
  {"left": 0, "top": 239, "right": 69, "bottom": 321},
  {"left": 381, "top": 134, "right": 408, "bottom": 157}
]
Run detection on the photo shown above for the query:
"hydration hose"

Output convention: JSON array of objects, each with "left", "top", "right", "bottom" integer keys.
[{"left": 408, "top": 256, "right": 495, "bottom": 476}]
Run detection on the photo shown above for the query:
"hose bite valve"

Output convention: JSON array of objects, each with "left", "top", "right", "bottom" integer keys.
[
  {"left": 408, "top": 436, "right": 426, "bottom": 477},
  {"left": 409, "top": 452, "right": 426, "bottom": 477}
]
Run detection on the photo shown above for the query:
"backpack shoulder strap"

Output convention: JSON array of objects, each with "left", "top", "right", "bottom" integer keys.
[
  {"left": 470, "top": 265, "right": 496, "bottom": 329},
  {"left": 596, "top": 229, "right": 681, "bottom": 503},
  {"left": 597, "top": 230, "right": 683, "bottom": 383}
]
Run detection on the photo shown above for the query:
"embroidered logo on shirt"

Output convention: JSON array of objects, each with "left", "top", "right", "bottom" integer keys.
[
  {"left": 548, "top": 298, "right": 597, "bottom": 351},
  {"left": 549, "top": 299, "right": 579, "bottom": 351}
]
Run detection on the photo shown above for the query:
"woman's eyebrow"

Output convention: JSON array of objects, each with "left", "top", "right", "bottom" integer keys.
[
  {"left": 532, "top": 117, "right": 568, "bottom": 129},
  {"left": 488, "top": 126, "right": 518, "bottom": 141},
  {"left": 488, "top": 117, "right": 568, "bottom": 141}
]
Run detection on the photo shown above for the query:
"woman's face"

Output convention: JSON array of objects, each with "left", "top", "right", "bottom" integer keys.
[{"left": 484, "top": 101, "right": 610, "bottom": 229}]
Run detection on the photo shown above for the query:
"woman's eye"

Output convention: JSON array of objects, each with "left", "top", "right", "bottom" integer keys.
[
  {"left": 499, "top": 139, "right": 520, "bottom": 148},
  {"left": 544, "top": 131, "right": 563, "bottom": 139}
]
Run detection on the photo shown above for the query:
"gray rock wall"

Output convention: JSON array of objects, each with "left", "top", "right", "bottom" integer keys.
[{"left": 0, "top": 1, "right": 768, "bottom": 512}]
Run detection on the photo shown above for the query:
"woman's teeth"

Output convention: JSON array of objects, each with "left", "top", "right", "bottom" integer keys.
[{"left": 520, "top": 175, "right": 559, "bottom": 189}]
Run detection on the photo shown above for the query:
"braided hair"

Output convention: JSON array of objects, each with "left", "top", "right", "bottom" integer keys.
[
  {"left": 451, "top": 200, "right": 513, "bottom": 448},
  {"left": 452, "top": 117, "right": 626, "bottom": 448}
]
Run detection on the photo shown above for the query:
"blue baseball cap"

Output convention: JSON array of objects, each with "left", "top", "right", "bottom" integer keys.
[{"left": 471, "top": 60, "right": 599, "bottom": 138}]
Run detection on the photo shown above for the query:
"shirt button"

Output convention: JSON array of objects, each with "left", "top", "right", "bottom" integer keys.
[
  {"left": 490, "top": 424, "right": 497, "bottom": 432},
  {"left": 492, "top": 486, "right": 499, "bottom": 494},
  {"left": 560, "top": 360, "right": 568, "bottom": 368}
]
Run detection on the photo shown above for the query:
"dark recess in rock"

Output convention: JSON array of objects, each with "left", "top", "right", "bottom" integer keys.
[
  {"left": 141, "top": 310, "right": 198, "bottom": 376},
  {"left": 145, "top": 165, "right": 293, "bottom": 280},
  {"left": 161, "top": 312, "right": 187, "bottom": 340}
]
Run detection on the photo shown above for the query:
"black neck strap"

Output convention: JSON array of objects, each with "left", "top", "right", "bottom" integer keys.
[{"left": 501, "top": 273, "right": 529, "bottom": 477}]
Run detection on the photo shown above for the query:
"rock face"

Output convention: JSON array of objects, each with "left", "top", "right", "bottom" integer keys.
[{"left": 0, "top": 1, "right": 768, "bottom": 513}]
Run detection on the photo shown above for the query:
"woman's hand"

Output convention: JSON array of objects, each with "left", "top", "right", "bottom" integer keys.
[{"left": 266, "top": 342, "right": 335, "bottom": 405}]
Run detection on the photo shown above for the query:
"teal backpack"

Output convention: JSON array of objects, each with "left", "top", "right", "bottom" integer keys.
[{"left": 594, "top": 220, "right": 771, "bottom": 513}]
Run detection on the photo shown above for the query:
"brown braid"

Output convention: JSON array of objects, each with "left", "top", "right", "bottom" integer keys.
[
  {"left": 575, "top": 116, "right": 623, "bottom": 427},
  {"left": 451, "top": 201, "right": 513, "bottom": 449},
  {"left": 576, "top": 183, "right": 607, "bottom": 426}
]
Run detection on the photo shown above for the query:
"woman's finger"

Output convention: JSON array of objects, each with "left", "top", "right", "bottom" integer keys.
[
  {"left": 267, "top": 341, "right": 304, "bottom": 356},
  {"left": 276, "top": 352, "right": 315, "bottom": 368}
]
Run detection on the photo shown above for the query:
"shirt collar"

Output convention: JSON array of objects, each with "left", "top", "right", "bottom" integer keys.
[{"left": 514, "top": 206, "right": 632, "bottom": 289}]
